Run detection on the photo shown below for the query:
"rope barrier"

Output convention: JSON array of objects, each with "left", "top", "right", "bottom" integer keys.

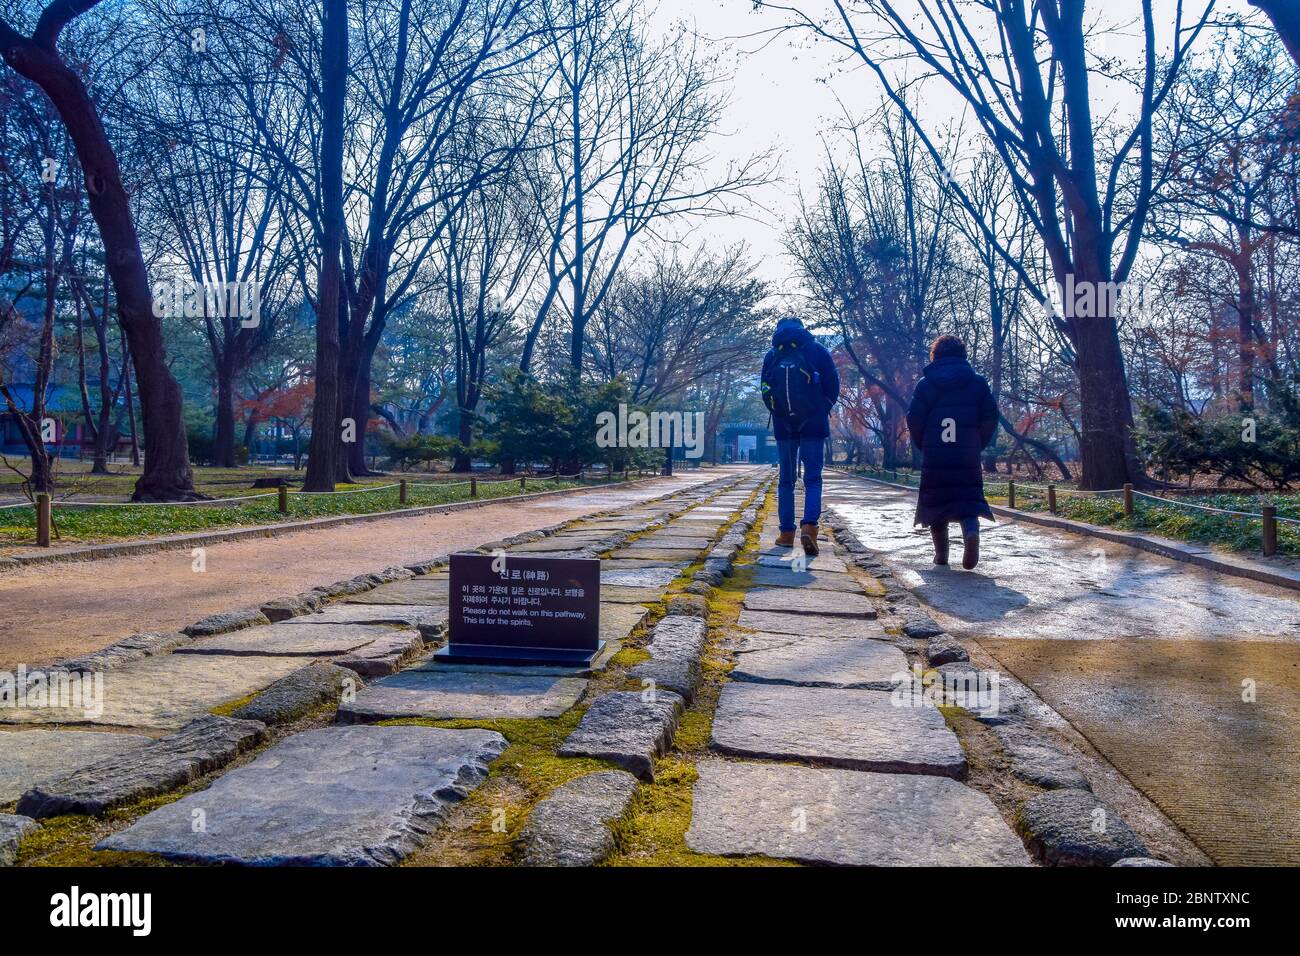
[{"left": 1132, "top": 490, "right": 1300, "bottom": 525}]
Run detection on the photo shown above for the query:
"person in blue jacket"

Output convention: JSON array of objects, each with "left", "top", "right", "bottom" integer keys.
[
  {"left": 760, "top": 316, "right": 840, "bottom": 555},
  {"left": 906, "top": 335, "right": 1000, "bottom": 569}
]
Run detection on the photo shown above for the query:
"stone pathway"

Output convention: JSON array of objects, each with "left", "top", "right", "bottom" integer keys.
[
  {"left": 680, "top": 503, "right": 1036, "bottom": 865},
  {"left": 3, "top": 469, "right": 1183, "bottom": 868},
  {"left": 2, "top": 468, "right": 768, "bottom": 866}
]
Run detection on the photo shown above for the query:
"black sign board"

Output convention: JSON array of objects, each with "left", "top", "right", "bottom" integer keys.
[{"left": 435, "top": 552, "right": 603, "bottom": 666}]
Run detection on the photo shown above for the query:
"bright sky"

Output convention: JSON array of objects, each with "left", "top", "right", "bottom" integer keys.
[{"left": 649, "top": 0, "right": 1259, "bottom": 304}]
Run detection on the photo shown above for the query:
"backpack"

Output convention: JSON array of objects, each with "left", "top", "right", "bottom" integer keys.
[{"left": 766, "top": 341, "right": 824, "bottom": 426}]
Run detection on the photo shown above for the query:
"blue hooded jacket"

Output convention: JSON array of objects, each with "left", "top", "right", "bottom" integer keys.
[{"left": 760, "top": 318, "right": 841, "bottom": 440}]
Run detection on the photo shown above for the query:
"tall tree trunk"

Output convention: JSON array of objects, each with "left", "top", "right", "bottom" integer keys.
[
  {"left": 1070, "top": 300, "right": 1139, "bottom": 490},
  {"left": 213, "top": 355, "right": 237, "bottom": 468},
  {"left": 120, "top": 327, "right": 140, "bottom": 467},
  {"left": 333, "top": 287, "right": 359, "bottom": 484},
  {"left": 91, "top": 263, "right": 113, "bottom": 474},
  {"left": 1251, "top": 0, "right": 1300, "bottom": 66},
  {"left": 346, "top": 332, "right": 381, "bottom": 476},
  {"left": 241, "top": 410, "right": 260, "bottom": 458},
  {"left": 1233, "top": 242, "right": 1256, "bottom": 413},
  {"left": 1, "top": 9, "right": 197, "bottom": 500},
  {"left": 302, "top": 0, "right": 348, "bottom": 493}
]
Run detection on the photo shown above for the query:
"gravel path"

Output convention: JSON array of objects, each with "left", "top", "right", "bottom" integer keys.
[
  {"left": 827, "top": 473, "right": 1300, "bottom": 865},
  {"left": 0, "top": 469, "right": 751, "bottom": 669}
]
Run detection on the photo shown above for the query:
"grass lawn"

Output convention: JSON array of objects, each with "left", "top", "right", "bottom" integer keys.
[
  {"left": 0, "top": 458, "right": 474, "bottom": 501},
  {"left": 0, "top": 471, "right": 602, "bottom": 546}
]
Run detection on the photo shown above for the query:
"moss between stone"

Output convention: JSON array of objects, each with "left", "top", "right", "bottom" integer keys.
[
  {"left": 398, "top": 477, "right": 777, "bottom": 867},
  {"left": 209, "top": 691, "right": 260, "bottom": 717},
  {"left": 603, "top": 481, "right": 790, "bottom": 866}
]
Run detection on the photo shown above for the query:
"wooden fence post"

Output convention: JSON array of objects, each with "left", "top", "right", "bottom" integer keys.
[
  {"left": 278, "top": 485, "right": 289, "bottom": 514},
  {"left": 520, "top": 476, "right": 527, "bottom": 491},
  {"left": 1047, "top": 484, "right": 1057, "bottom": 514},
  {"left": 36, "top": 493, "right": 51, "bottom": 547},
  {"left": 1007, "top": 480, "right": 1016, "bottom": 510},
  {"left": 399, "top": 479, "right": 408, "bottom": 505},
  {"left": 1262, "top": 504, "right": 1277, "bottom": 557},
  {"left": 470, "top": 478, "right": 477, "bottom": 498},
  {"left": 1123, "top": 483, "right": 1134, "bottom": 518}
]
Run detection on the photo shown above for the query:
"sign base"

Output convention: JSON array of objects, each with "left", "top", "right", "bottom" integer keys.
[{"left": 433, "top": 640, "right": 606, "bottom": 668}]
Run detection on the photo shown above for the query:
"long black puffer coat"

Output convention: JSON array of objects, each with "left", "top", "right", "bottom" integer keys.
[{"left": 905, "top": 356, "right": 1000, "bottom": 527}]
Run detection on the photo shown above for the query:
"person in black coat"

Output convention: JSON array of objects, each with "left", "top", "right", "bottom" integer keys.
[{"left": 905, "top": 336, "right": 1000, "bottom": 569}]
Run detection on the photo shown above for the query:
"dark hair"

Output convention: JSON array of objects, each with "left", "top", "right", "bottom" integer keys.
[{"left": 930, "top": 335, "right": 966, "bottom": 361}]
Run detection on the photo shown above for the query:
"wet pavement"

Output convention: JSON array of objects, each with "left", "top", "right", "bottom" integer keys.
[{"left": 825, "top": 474, "right": 1300, "bottom": 865}]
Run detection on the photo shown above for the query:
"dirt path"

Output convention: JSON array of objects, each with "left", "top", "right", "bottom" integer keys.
[
  {"left": 825, "top": 474, "right": 1300, "bottom": 865},
  {"left": 0, "top": 468, "right": 750, "bottom": 669}
]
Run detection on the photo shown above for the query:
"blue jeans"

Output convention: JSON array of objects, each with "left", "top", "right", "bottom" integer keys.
[{"left": 777, "top": 437, "right": 824, "bottom": 532}]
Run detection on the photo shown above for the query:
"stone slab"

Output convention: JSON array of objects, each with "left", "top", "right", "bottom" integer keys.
[
  {"left": 742, "top": 588, "right": 877, "bottom": 618},
  {"left": 337, "top": 670, "right": 587, "bottom": 722},
  {"left": 737, "top": 609, "right": 889, "bottom": 640},
  {"left": 627, "top": 616, "right": 709, "bottom": 703},
  {"left": 0, "top": 729, "right": 152, "bottom": 803},
  {"left": 995, "top": 726, "right": 1090, "bottom": 791},
  {"left": 601, "top": 603, "right": 649, "bottom": 644},
  {"left": 229, "top": 663, "right": 359, "bottom": 725},
  {"left": 620, "top": 537, "right": 709, "bottom": 551},
  {"left": 183, "top": 608, "right": 269, "bottom": 637},
  {"left": 176, "top": 622, "right": 389, "bottom": 658},
  {"left": 752, "top": 551, "right": 849, "bottom": 573},
  {"left": 686, "top": 760, "right": 1029, "bottom": 866},
  {"left": 296, "top": 604, "right": 447, "bottom": 638},
  {"left": 601, "top": 558, "right": 688, "bottom": 570},
  {"left": 333, "top": 629, "right": 426, "bottom": 678},
  {"left": 731, "top": 633, "right": 907, "bottom": 690},
  {"left": 59, "top": 631, "right": 190, "bottom": 673},
  {"left": 600, "top": 585, "right": 666, "bottom": 605},
  {"left": 747, "top": 566, "right": 863, "bottom": 593},
  {"left": 17, "top": 715, "right": 266, "bottom": 818},
  {"left": 601, "top": 567, "right": 679, "bottom": 588},
  {"left": 0, "top": 814, "right": 37, "bottom": 866},
  {"left": 97, "top": 725, "right": 506, "bottom": 866},
  {"left": 521, "top": 770, "right": 639, "bottom": 866},
  {"left": 616, "top": 547, "right": 705, "bottom": 562},
  {"left": 509, "top": 536, "right": 612, "bottom": 553},
  {"left": 0, "top": 654, "right": 308, "bottom": 730},
  {"left": 1016, "top": 789, "right": 1146, "bottom": 866},
  {"left": 558, "top": 690, "right": 684, "bottom": 780},
  {"left": 342, "top": 578, "right": 449, "bottom": 606},
  {"left": 710, "top": 682, "right": 967, "bottom": 777}
]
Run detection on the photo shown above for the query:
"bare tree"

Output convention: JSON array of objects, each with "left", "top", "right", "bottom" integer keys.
[
  {"left": 1, "top": 0, "right": 198, "bottom": 499},
  {"left": 768, "top": 0, "right": 1214, "bottom": 488},
  {"left": 518, "top": 0, "right": 769, "bottom": 375},
  {"left": 304, "top": 0, "right": 347, "bottom": 491},
  {"left": 787, "top": 107, "right": 956, "bottom": 467},
  {"left": 1153, "top": 28, "right": 1299, "bottom": 411}
]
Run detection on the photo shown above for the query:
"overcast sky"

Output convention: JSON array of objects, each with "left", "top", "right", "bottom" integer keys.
[{"left": 648, "top": 0, "right": 1259, "bottom": 305}]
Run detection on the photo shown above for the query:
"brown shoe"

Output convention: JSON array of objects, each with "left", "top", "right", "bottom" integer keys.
[
  {"left": 775, "top": 530, "right": 796, "bottom": 548},
  {"left": 799, "top": 522, "right": 820, "bottom": 556}
]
